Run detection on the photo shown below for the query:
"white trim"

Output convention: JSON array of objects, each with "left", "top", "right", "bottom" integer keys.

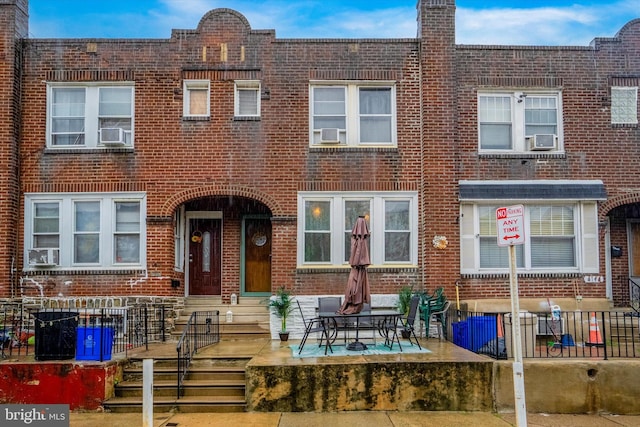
[
  {"left": 24, "top": 192, "right": 146, "bottom": 271},
  {"left": 46, "top": 82, "right": 134, "bottom": 149},
  {"left": 460, "top": 201, "right": 598, "bottom": 275},
  {"left": 183, "top": 79, "right": 210, "bottom": 118},
  {"left": 297, "top": 191, "right": 418, "bottom": 267},
  {"left": 309, "top": 82, "right": 397, "bottom": 147},
  {"left": 234, "top": 80, "right": 261, "bottom": 117},
  {"left": 477, "top": 90, "right": 563, "bottom": 154}
]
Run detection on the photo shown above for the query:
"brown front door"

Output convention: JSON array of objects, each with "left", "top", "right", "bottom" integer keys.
[
  {"left": 189, "top": 218, "right": 221, "bottom": 296},
  {"left": 243, "top": 217, "right": 272, "bottom": 294}
]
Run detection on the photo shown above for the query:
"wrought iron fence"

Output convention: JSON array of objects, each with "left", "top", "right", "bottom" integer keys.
[
  {"left": 176, "top": 310, "right": 220, "bottom": 397},
  {"left": 0, "top": 301, "right": 173, "bottom": 360},
  {"left": 0, "top": 302, "right": 30, "bottom": 358},
  {"left": 445, "top": 308, "right": 640, "bottom": 359}
]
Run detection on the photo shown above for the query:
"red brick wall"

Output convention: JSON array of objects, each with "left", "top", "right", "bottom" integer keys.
[
  {"left": 0, "top": 1, "right": 27, "bottom": 296},
  {"left": 6, "top": 3, "right": 640, "bottom": 305},
  {"left": 15, "top": 8, "right": 426, "bottom": 299}
]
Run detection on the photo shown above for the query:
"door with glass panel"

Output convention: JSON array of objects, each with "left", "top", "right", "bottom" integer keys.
[
  {"left": 242, "top": 216, "right": 271, "bottom": 294},
  {"left": 188, "top": 218, "right": 222, "bottom": 296}
]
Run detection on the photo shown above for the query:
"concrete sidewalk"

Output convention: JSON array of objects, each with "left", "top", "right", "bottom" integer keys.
[{"left": 69, "top": 411, "right": 640, "bottom": 427}]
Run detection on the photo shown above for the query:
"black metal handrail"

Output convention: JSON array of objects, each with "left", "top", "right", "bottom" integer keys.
[
  {"left": 176, "top": 310, "right": 219, "bottom": 398},
  {"left": 630, "top": 277, "right": 640, "bottom": 315}
]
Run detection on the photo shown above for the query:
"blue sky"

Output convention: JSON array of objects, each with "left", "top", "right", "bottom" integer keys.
[{"left": 28, "top": 0, "right": 639, "bottom": 46}]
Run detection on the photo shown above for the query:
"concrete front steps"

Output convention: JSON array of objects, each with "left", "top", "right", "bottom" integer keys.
[
  {"left": 173, "top": 296, "right": 271, "bottom": 340},
  {"left": 104, "top": 355, "right": 250, "bottom": 413}
]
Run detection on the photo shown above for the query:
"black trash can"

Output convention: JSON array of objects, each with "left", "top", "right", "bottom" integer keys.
[{"left": 33, "top": 310, "right": 78, "bottom": 361}]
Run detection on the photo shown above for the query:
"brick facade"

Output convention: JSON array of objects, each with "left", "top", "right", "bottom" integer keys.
[{"left": 1, "top": 1, "right": 639, "bottom": 307}]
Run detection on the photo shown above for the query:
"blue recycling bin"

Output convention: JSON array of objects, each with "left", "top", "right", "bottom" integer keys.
[
  {"left": 468, "top": 316, "right": 497, "bottom": 352},
  {"left": 76, "top": 327, "right": 114, "bottom": 361},
  {"left": 452, "top": 321, "right": 470, "bottom": 350}
]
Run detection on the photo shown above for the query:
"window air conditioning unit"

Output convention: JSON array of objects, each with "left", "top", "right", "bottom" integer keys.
[
  {"left": 528, "top": 134, "right": 557, "bottom": 151},
  {"left": 536, "top": 317, "right": 565, "bottom": 336},
  {"left": 27, "top": 248, "right": 60, "bottom": 267},
  {"left": 319, "top": 128, "right": 340, "bottom": 144},
  {"left": 99, "top": 128, "right": 125, "bottom": 145}
]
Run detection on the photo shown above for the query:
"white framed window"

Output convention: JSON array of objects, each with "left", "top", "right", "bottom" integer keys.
[
  {"left": 611, "top": 86, "right": 638, "bottom": 125},
  {"left": 310, "top": 82, "right": 396, "bottom": 147},
  {"left": 478, "top": 91, "right": 562, "bottom": 153},
  {"left": 298, "top": 192, "right": 417, "bottom": 266},
  {"left": 460, "top": 202, "right": 599, "bottom": 274},
  {"left": 235, "top": 80, "right": 260, "bottom": 117},
  {"left": 183, "top": 79, "right": 210, "bottom": 118},
  {"left": 24, "top": 192, "right": 146, "bottom": 270},
  {"left": 47, "top": 83, "right": 134, "bottom": 148}
]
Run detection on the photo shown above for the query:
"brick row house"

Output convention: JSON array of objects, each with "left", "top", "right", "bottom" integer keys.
[{"left": 0, "top": 0, "right": 638, "bottom": 325}]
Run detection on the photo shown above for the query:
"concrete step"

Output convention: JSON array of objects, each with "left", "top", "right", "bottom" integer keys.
[
  {"left": 172, "top": 320, "right": 271, "bottom": 340},
  {"left": 122, "top": 364, "right": 248, "bottom": 383},
  {"left": 103, "top": 395, "right": 245, "bottom": 413},
  {"left": 115, "top": 379, "right": 245, "bottom": 398},
  {"left": 181, "top": 297, "right": 270, "bottom": 323},
  {"left": 105, "top": 351, "right": 250, "bottom": 413}
]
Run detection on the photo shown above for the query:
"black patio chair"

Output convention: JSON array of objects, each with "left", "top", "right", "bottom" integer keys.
[
  {"left": 397, "top": 295, "right": 422, "bottom": 349},
  {"left": 318, "top": 297, "right": 347, "bottom": 344},
  {"left": 296, "top": 300, "right": 333, "bottom": 355}
]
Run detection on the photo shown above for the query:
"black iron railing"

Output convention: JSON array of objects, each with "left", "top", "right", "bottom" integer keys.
[
  {"left": 0, "top": 302, "right": 28, "bottom": 358},
  {"left": 445, "top": 308, "right": 639, "bottom": 360},
  {"left": 0, "top": 301, "right": 172, "bottom": 359},
  {"left": 176, "top": 310, "right": 219, "bottom": 398},
  {"left": 630, "top": 278, "right": 640, "bottom": 315}
]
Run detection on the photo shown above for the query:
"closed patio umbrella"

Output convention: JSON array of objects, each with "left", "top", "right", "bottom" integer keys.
[{"left": 338, "top": 216, "right": 371, "bottom": 315}]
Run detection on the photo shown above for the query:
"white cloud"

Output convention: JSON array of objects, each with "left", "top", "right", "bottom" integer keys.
[
  {"left": 456, "top": 3, "right": 637, "bottom": 45},
  {"left": 27, "top": 1, "right": 638, "bottom": 44}
]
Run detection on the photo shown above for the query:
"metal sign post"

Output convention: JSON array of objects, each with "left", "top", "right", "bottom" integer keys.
[
  {"left": 497, "top": 205, "right": 527, "bottom": 427},
  {"left": 143, "top": 359, "right": 154, "bottom": 427}
]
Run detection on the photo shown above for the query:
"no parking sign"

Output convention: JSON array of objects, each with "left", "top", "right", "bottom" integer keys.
[{"left": 496, "top": 205, "right": 525, "bottom": 246}]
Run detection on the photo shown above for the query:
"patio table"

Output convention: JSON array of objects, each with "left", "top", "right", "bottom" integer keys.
[{"left": 319, "top": 310, "right": 404, "bottom": 351}]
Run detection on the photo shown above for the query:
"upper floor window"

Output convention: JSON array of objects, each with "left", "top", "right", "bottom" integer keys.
[
  {"left": 235, "top": 80, "right": 260, "bottom": 117},
  {"left": 183, "top": 80, "right": 210, "bottom": 118},
  {"left": 611, "top": 86, "right": 638, "bottom": 125},
  {"left": 48, "top": 83, "right": 134, "bottom": 148},
  {"left": 310, "top": 82, "right": 396, "bottom": 147},
  {"left": 478, "top": 91, "right": 562, "bottom": 153},
  {"left": 24, "top": 192, "right": 146, "bottom": 270},
  {"left": 298, "top": 192, "right": 417, "bottom": 267}
]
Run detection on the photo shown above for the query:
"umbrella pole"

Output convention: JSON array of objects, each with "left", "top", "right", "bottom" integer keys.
[{"left": 346, "top": 317, "right": 367, "bottom": 351}]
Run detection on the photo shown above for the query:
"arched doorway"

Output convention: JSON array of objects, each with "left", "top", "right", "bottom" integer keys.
[{"left": 180, "top": 196, "right": 272, "bottom": 297}]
